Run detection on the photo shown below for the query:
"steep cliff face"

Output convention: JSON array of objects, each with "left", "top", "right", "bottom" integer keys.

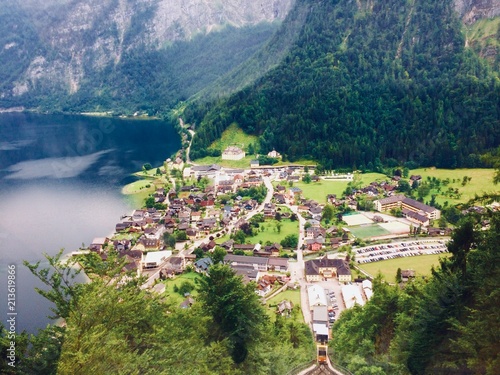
[
  {"left": 1, "top": 0, "right": 294, "bottom": 108},
  {"left": 455, "top": 0, "right": 500, "bottom": 24}
]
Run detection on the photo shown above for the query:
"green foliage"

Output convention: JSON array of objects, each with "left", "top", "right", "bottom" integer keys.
[
  {"left": 209, "top": 246, "right": 227, "bottom": 264},
  {"left": 175, "top": 281, "right": 195, "bottom": 296},
  {"left": 257, "top": 155, "right": 279, "bottom": 165},
  {"left": 189, "top": 0, "right": 500, "bottom": 169},
  {"left": 163, "top": 232, "right": 177, "bottom": 249},
  {"left": 321, "top": 204, "right": 335, "bottom": 222},
  {"left": 193, "top": 247, "right": 204, "bottom": 259},
  {"left": 332, "top": 209, "right": 500, "bottom": 374},
  {"left": 20, "top": 251, "right": 315, "bottom": 374},
  {"left": 174, "top": 230, "right": 188, "bottom": 242},
  {"left": 235, "top": 185, "right": 267, "bottom": 204},
  {"left": 397, "top": 180, "right": 411, "bottom": 194},
  {"left": 23, "top": 249, "right": 84, "bottom": 319},
  {"left": 145, "top": 196, "right": 155, "bottom": 208},
  {"left": 280, "top": 234, "right": 298, "bottom": 249},
  {"left": 481, "top": 146, "right": 500, "bottom": 185},
  {"left": 197, "top": 264, "right": 268, "bottom": 363}
]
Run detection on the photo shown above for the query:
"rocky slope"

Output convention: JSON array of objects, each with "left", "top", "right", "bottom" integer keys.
[
  {"left": 455, "top": 0, "right": 500, "bottom": 24},
  {"left": 0, "top": 0, "right": 294, "bottom": 109},
  {"left": 0, "top": 0, "right": 498, "bottom": 112}
]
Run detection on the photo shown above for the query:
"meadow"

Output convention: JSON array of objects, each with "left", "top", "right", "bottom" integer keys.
[
  {"left": 348, "top": 224, "right": 391, "bottom": 239},
  {"left": 249, "top": 218, "right": 299, "bottom": 245},
  {"left": 293, "top": 180, "right": 349, "bottom": 203},
  {"left": 160, "top": 272, "right": 202, "bottom": 306},
  {"left": 357, "top": 253, "right": 450, "bottom": 281},
  {"left": 410, "top": 168, "right": 497, "bottom": 205}
]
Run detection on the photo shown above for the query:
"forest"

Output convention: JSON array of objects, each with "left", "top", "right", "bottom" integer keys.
[
  {"left": 331, "top": 206, "right": 499, "bottom": 375},
  {"left": 0, "top": 256, "right": 314, "bottom": 375},
  {"left": 186, "top": 0, "right": 500, "bottom": 170}
]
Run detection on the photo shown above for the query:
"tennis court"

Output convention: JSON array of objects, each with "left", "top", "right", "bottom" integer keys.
[
  {"left": 348, "top": 224, "right": 391, "bottom": 239},
  {"left": 379, "top": 221, "right": 411, "bottom": 235},
  {"left": 342, "top": 213, "right": 374, "bottom": 226}
]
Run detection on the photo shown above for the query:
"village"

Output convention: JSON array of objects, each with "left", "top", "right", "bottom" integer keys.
[{"left": 76, "top": 143, "right": 464, "bottom": 351}]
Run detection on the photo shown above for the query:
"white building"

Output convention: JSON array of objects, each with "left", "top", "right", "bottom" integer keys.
[
  {"left": 222, "top": 146, "right": 245, "bottom": 160},
  {"left": 308, "top": 285, "right": 328, "bottom": 307},
  {"left": 267, "top": 149, "right": 281, "bottom": 158},
  {"left": 341, "top": 284, "right": 365, "bottom": 309},
  {"left": 362, "top": 280, "right": 373, "bottom": 301},
  {"left": 142, "top": 250, "right": 172, "bottom": 269}
]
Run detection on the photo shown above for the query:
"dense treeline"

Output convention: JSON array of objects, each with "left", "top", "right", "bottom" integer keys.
[
  {"left": 187, "top": 0, "right": 500, "bottom": 169},
  {"left": 331, "top": 210, "right": 500, "bottom": 374},
  {"left": 0, "top": 255, "right": 314, "bottom": 374}
]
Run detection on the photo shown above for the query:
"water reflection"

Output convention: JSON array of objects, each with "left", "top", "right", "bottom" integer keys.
[
  {"left": 5, "top": 149, "right": 113, "bottom": 179},
  {"left": 0, "top": 113, "right": 180, "bottom": 333}
]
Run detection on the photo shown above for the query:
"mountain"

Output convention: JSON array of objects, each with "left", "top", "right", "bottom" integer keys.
[
  {"left": 0, "top": 0, "right": 295, "bottom": 113},
  {"left": 187, "top": 0, "right": 500, "bottom": 170}
]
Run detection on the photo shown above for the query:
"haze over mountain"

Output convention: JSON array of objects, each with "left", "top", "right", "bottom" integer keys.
[
  {"left": 1, "top": 0, "right": 498, "bottom": 116},
  {"left": 0, "top": 0, "right": 294, "bottom": 113}
]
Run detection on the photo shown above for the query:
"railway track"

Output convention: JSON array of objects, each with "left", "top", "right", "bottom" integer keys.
[{"left": 305, "top": 364, "right": 337, "bottom": 375}]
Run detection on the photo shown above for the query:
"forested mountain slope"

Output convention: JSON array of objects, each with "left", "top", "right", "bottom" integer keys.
[
  {"left": 0, "top": 0, "right": 294, "bottom": 113},
  {"left": 187, "top": 0, "right": 500, "bottom": 169}
]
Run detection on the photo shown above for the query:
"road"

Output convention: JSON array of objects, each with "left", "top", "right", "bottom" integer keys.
[{"left": 176, "top": 175, "right": 275, "bottom": 257}]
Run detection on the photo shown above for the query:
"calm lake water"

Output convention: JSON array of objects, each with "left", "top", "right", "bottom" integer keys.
[{"left": 0, "top": 112, "right": 181, "bottom": 333}]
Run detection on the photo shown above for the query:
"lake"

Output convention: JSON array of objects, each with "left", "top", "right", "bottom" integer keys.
[{"left": 0, "top": 112, "right": 181, "bottom": 333}]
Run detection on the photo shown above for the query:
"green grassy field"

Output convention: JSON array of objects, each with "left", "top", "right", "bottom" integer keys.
[
  {"left": 160, "top": 272, "right": 202, "bottom": 306},
  {"left": 249, "top": 219, "right": 299, "bottom": 245},
  {"left": 357, "top": 253, "right": 450, "bottom": 281},
  {"left": 266, "top": 288, "right": 303, "bottom": 323},
  {"left": 358, "top": 172, "right": 389, "bottom": 186},
  {"left": 410, "top": 168, "right": 497, "bottom": 205},
  {"left": 193, "top": 123, "right": 258, "bottom": 168},
  {"left": 122, "top": 179, "right": 156, "bottom": 194},
  {"left": 194, "top": 124, "right": 318, "bottom": 168},
  {"left": 294, "top": 180, "right": 349, "bottom": 203},
  {"left": 348, "top": 225, "right": 391, "bottom": 239},
  {"left": 467, "top": 18, "right": 500, "bottom": 49},
  {"left": 194, "top": 155, "right": 256, "bottom": 169},
  {"left": 209, "top": 123, "right": 259, "bottom": 152}
]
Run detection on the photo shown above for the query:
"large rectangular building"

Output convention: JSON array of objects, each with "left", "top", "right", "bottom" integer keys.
[
  {"left": 374, "top": 195, "right": 440, "bottom": 221},
  {"left": 374, "top": 195, "right": 406, "bottom": 212},
  {"left": 304, "top": 257, "right": 351, "bottom": 283}
]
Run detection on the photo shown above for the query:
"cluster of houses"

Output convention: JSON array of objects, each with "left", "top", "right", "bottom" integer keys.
[
  {"left": 193, "top": 254, "right": 290, "bottom": 296},
  {"left": 87, "top": 171, "right": 266, "bottom": 275},
  {"left": 85, "top": 158, "right": 454, "bottom": 311}
]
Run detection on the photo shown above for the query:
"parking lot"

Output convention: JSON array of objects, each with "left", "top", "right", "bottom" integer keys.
[{"left": 354, "top": 240, "right": 448, "bottom": 264}]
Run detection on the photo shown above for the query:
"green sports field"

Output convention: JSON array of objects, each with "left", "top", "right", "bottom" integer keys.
[
  {"left": 348, "top": 224, "right": 391, "bottom": 239},
  {"left": 357, "top": 253, "right": 450, "bottom": 281}
]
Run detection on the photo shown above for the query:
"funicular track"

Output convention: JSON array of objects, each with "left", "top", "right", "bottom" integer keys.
[{"left": 305, "top": 363, "right": 337, "bottom": 375}]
